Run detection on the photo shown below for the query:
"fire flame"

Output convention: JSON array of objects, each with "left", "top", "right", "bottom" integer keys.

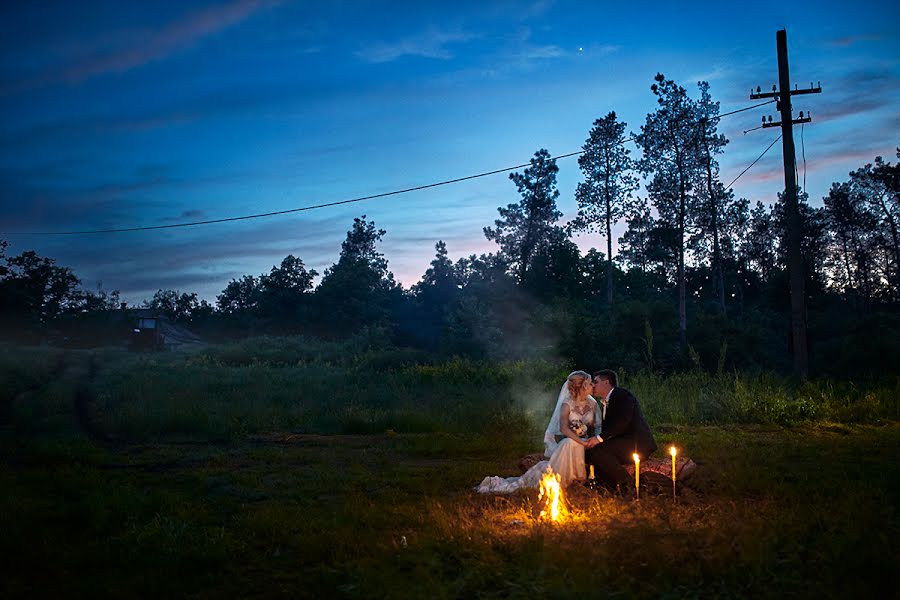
[{"left": 538, "top": 467, "right": 563, "bottom": 521}]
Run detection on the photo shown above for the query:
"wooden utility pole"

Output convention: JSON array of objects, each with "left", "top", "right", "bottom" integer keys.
[{"left": 751, "top": 29, "right": 822, "bottom": 382}]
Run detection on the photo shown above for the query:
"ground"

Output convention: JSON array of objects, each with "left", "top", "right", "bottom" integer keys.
[{"left": 1, "top": 422, "right": 898, "bottom": 598}]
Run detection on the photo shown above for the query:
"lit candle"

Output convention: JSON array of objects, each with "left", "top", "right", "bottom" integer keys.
[
  {"left": 670, "top": 446, "right": 677, "bottom": 500},
  {"left": 632, "top": 453, "right": 640, "bottom": 500}
]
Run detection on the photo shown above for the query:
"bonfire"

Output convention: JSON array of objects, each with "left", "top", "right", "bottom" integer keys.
[{"left": 538, "top": 467, "right": 563, "bottom": 521}]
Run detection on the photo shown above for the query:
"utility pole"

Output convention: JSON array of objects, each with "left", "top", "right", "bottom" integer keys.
[{"left": 751, "top": 29, "right": 822, "bottom": 382}]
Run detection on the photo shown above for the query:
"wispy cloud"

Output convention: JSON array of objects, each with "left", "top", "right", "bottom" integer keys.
[
  {"left": 827, "top": 33, "right": 882, "bottom": 48},
  {"left": 12, "top": 213, "right": 351, "bottom": 301},
  {"left": 1, "top": 0, "right": 279, "bottom": 95},
  {"left": 356, "top": 28, "right": 478, "bottom": 63},
  {"left": 162, "top": 209, "right": 208, "bottom": 222},
  {"left": 492, "top": 27, "right": 611, "bottom": 73}
]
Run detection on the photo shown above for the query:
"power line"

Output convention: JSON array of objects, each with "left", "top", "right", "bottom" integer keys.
[
  {"left": 4, "top": 151, "right": 582, "bottom": 236},
  {"left": 725, "top": 134, "right": 782, "bottom": 190},
  {"left": 717, "top": 99, "right": 775, "bottom": 120},
  {"left": 2, "top": 100, "right": 772, "bottom": 237}
]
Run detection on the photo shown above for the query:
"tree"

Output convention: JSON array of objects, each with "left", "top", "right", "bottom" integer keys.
[
  {"left": 1, "top": 250, "right": 81, "bottom": 325},
  {"left": 484, "top": 149, "right": 563, "bottom": 283},
  {"left": 314, "top": 215, "right": 397, "bottom": 333},
  {"left": 413, "top": 240, "right": 459, "bottom": 303},
  {"left": 739, "top": 201, "right": 777, "bottom": 280},
  {"left": 0, "top": 240, "right": 8, "bottom": 279},
  {"left": 144, "top": 289, "right": 201, "bottom": 321},
  {"left": 524, "top": 231, "right": 583, "bottom": 301},
  {"left": 617, "top": 203, "right": 654, "bottom": 274},
  {"left": 78, "top": 283, "right": 122, "bottom": 313},
  {"left": 411, "top": 241, "right": 462, "bottom": 346},
  {"left": 850, "top": 155, "right": 900, "bottom": 298},
  {"left": 257, "top": 254, "right": 317, "bottom": 322},
  {"left": 692, "top": 81, "right": 730, "bottom": 315},
  {"left": 635, "top": 74, "right": 699, "bottom": 347},
  {"left": 217, "top": 275, "right": 261, "bottom": 315},
  {"left": 570, "top": 111, "right": 638, "bottom": 312},
  {"left": 823, "top": 182, "right": 880, "bottom": 307}
]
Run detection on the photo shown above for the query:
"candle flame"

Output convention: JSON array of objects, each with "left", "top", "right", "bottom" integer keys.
[
  {"left": 670, "top": 446, "right": 677, "bottom": 457},
  {"left": 632, "top": 453, "right": 640, "bottom": 463},
  {"left": 538, "top": 467, "right": 563, "bottom": 522}
]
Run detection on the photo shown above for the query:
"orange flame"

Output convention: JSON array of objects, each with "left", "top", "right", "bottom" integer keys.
[{"left": 538, "top": 467, "right": 563, "bottom": 521}]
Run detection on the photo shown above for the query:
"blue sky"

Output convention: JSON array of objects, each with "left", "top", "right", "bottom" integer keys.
[{"left": 1, "top": 0, "right": 898, "bottom": 303}]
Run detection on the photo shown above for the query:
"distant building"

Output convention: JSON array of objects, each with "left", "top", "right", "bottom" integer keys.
[{"left": 130, "top": 308, "right": 204, "bottom": 351}]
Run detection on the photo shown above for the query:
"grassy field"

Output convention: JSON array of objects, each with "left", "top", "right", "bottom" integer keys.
[{"left": 1, "top": 341, "right": 899, "bottom": 598}]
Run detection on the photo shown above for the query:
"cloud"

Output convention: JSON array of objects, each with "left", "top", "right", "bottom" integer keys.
[
  {"left": 0, "top": 76, "right": 370, "bottom": 149},
  {"left": 0, "top": 171, "right": 175, "bottom": 232},
  {"left": 491, "top": 26, "right": 589, "bottom": 73},
  {"left": 163, "top": 209, "right": 208, "bottom": 222},
  {"left": 1, "top": 0, "right": 279, "bottom": 95},
  {"left": 356, "top": 28, "right": 477, "bottom": 63},
  {"left": 826, "top": 33, "right": 882, "bottom": 48},
  {"left": 13, "top": 213, "right": 352, "bottom": 302}
]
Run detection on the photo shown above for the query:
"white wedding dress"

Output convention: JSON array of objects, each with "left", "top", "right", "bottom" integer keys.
[{"left": 476, "top": 382, "right": 599, "bottom": 494}]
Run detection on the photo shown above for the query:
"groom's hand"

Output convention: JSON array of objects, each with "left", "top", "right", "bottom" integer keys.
[{"left": 585, "top": 437, "right": 600, "bottom": 449}]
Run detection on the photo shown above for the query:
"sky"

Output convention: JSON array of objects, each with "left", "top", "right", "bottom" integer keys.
[{"left": 1, "top": 0, "right": 898, "bottom": 304}]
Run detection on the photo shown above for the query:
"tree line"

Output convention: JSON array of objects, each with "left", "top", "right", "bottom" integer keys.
[{"left": 1, "top": 74, "right": 898, "bottom": 377}]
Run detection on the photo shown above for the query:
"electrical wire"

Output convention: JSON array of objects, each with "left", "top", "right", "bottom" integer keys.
[
  {"left": 4, "top": 152, "right": 583, "bottom": 236},
  {"left": 1, "top": 101, "right": 774, "bottom": 237},
  {"left": 716, "top": 99, "right": 775, "bottom": 120},
  {"left": 725, "top": 134, "right": 782, "bottom": 190}
]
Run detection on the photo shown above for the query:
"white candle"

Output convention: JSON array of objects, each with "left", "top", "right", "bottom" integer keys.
[
  {"left": 670, "top": 446, "right": 677, "bottom": 500},
  {"left": 632, "top": 453, "right": 640, "bottom": 499}
]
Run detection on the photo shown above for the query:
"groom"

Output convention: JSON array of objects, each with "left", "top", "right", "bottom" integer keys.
[{"left": 584, "top": 369, "right": 657, "bottom": 494}]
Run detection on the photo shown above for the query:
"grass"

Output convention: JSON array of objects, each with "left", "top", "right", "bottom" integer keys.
[
  {"left": 1, "top": 339, "right": 899, "bottom": 597},
  {"left": 1, "top": 424, "right": 898, "bottom": 598},
  {"left": 3, "top": 340, "right": 897, "bottom": 442}
]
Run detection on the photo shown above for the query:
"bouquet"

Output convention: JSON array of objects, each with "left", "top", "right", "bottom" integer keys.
[{"left": 568, "top": 419, "right": 587, "bottom": 437}]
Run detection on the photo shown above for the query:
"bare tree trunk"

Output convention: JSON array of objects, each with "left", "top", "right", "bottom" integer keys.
[
  {"left": 677, "top": 168, "right": 687, "bottom": 349},
  {"left": 606, "top": 202, "right": 614, "bottom": 312},
  {"left": 702, "top": 135, "right": 726, "bottom": 316},
  {"left": 840, "top": 233, "right": 856, "bottom": 310},
  {"left": 882, "top": 206, "right": 900, "bottom": 298},
  {"left": 605, "top": 168, "right": 614, "bottom": 317}
]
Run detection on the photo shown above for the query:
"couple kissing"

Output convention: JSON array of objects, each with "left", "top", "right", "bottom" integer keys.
[{"left": 477, "top": 370, "right": 656, "bottom": 495}]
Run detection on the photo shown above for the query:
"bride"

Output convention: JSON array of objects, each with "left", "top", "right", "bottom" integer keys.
[{"left": 476, "top": 370, "right": 600, "bottom": 493}]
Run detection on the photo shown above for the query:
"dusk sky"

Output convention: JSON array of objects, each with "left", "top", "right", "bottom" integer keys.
[{"left": 1, "top": 0, "right": 897, "bottom": 304}]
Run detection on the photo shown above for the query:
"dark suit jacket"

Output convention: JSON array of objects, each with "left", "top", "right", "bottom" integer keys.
[{"left": 600, "top": 387, "right": 657, "bottom": 457}]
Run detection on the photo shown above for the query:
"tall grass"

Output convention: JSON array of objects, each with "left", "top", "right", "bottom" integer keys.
[{"left": 2, "top": 337, "right": 897, "bottom": 443}]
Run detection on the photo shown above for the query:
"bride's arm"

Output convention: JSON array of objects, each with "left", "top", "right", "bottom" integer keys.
[{"left": 559, "top": 403, "right": 588, "bottom": 447}]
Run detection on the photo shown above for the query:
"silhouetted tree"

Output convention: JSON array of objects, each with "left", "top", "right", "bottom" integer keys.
[
  {"left": 850, "top": 155, "right": 900, "bottom": 298},
  {"left": 525, "top": 231, "right": 583, "bottom": 300},
  {"left": 257, "top": 254, "right": 317, "bottom": 323},
  {"left": 570, "top": 111, "right": 638, "bottom": 312},
  {"left": 1, "top": 250, "right": 81, "bottom": 325},
  {"left": 413, "top": 240, "right": 459, "bottom": 303},
  {"left": 636, "top": 74, "right": 698, "bottom": 347},
  {"left": 314, "top": 215, "right": 397, "bottom": 334},
  {"left": 145, "top": 289, "right": 202, "bottom": 321},
  {"left": 692, "top": 81, "right": 730, "bottom": 315},
  {"left": 823, "top": 182, "right": 881, "bottom": 307},
  {"left": 739, "top": 201, "right": 778, "bottom": 280},
  {"left": 217, "top": 275, "right": 261, "bottom": 315},
  {"left": 484, "top": 149, "right": 563, "bottom": 283},
  {"left": 617, "top": 202, "right": 654, "bottom": 274}
]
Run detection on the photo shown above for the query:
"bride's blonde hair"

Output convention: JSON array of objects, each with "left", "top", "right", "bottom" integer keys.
[{"left": 566, "top": 370, "right": 592, "bottom": 401}]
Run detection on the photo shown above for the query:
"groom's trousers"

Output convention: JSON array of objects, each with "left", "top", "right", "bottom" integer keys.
[{"left": 585, "top": 437, "right": 643, "bottom": 491}]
